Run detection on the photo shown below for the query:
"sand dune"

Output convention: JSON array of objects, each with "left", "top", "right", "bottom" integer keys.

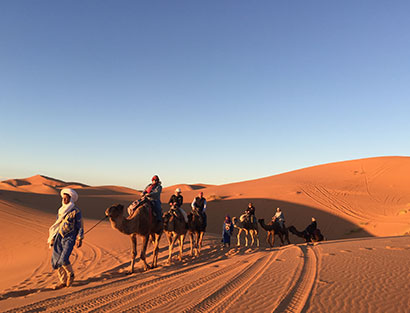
[{"left": 1, "top": 156, "right": 410, "bottom": 312}]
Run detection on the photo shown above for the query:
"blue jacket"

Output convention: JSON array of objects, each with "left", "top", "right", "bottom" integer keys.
[
  {"left": 143, "top": 183, "right": 162, "bottom": 202},
  {"left": 59, "top": 207, "right": 84, "bottom": 240}
]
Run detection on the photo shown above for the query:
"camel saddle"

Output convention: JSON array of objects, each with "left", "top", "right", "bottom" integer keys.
[
  {"left": 191, "top": 208, "right": 205, "bottom": 227},
  {"left": 240, "top": 213, "right": 257, "bottom": 227}
]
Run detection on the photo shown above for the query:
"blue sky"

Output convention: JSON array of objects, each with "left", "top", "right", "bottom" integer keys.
[{"left": 1, "top": 1, "right": 409, "bottom": 189}]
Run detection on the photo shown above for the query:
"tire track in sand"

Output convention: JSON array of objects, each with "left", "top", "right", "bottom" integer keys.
[
  {"left": 182, "top": 248, "right": 286, "bottom": 313},
  {"left": 272, "top": 245, "right": 318, "bottom": 313},
  {"left": 98, "top": 257, "right": 250, "bottom": 313},
  {"left": 4, "top": 259, "right": 220, "bottom": 313}
]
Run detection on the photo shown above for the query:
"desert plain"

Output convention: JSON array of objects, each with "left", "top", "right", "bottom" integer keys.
[{"left": 1, "top": 156, "right": 409, "bottom": 312}]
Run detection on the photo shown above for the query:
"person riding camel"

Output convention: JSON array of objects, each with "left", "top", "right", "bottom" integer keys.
[
  {"left": 191, "top": 191, "right": 207, "bottom": 228},
  {"left": 128, "top": 175, "right": 163, "bottom": 222},
  {"left": 168, "top": 188, "right": 188, "bottom": 224},
  {"left": 244, "top": 202, "right": 256, "bottom": 224},
  {"left": 272, "top": 207, "right": 286, "bottom": 230},
  {"left": 305, "top": 217, "right": 317, "bottom": 237},
  {"left": 141, "top": 175, "right": 163, "bottom": 222}
]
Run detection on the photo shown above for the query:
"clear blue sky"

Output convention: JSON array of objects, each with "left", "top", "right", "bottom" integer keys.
[{"left": 1, "top": 1, "right": 409, "bottom": 189}]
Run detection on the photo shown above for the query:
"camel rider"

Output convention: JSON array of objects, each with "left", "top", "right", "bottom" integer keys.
[
  {"left": 191, "top": 191, "right": 207, "bottom": 228},
  {"left": 305, "top": 217, "right": 317, "bottom": 236},
  {"left": 141, "top": 175, "right": 163, "bottom": 222},
  {"left": 244, "top": 202, "right": 256, "bottom": 224},
  {"left": 47, "top": 188, "right": 84, "bottom": 289},
  {"left": 272, "top": 207, "right": 285, "bottom": 230},
  {"left": 168, "top": 188, "right": 188, "bottom": 224}
]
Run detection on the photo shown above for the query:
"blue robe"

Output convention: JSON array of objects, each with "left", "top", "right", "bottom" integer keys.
[
  {"left": 222, "top": 221, "right": 233, "bottom": 244},
  {"left": 51, "top": 207, "right": 83, "bottom": 269}
]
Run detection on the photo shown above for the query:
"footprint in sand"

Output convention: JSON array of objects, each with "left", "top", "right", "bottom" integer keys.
[
  {"left": 359, "top": 247, "right": 374, "bottom": 251},
  {"left": 340, "top": 249, "right": 352, "bottom": 253},
  {"left": 322, "top": 253, "right": 336, "bottom": 256},
  {"left": 275, "top": 258, "right": 284, "bottom": 262}
]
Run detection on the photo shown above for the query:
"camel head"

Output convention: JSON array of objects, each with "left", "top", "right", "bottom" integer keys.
[{"left": 105, "top": 204, "right": 124, "bottom": 219}]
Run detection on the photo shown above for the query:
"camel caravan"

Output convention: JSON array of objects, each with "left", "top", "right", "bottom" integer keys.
[
  {"left": 105, "top": 176, "right": 325, "bottom": 273},
  {"left": 47, "top": 177, "right": 324, "bottom": 289}
]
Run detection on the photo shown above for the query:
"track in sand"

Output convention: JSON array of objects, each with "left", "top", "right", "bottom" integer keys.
[{"left": 3, "top": 240, "right": 321, "bottom": 313}]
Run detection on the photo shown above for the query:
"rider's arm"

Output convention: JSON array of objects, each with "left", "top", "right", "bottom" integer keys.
[
  {"left": 203, "top": 199, "right": 207, "bottom": 212},
  {"left": 191, "top": 198, "right": 196, "bottom": 209},
  {"left": 147, "top": 185, "right": 162, "bottom": 200}
]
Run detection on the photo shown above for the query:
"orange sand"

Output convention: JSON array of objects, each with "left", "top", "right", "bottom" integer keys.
[{"left": 1, "top": 156, "right": 409, "bottom": 312}]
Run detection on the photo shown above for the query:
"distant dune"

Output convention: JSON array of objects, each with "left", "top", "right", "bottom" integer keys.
[{"left": 1, "top": 156, "right": 410, "bottom": 312}]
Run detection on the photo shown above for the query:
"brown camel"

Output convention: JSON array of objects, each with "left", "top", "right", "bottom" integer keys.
[
  {"left": 232, "top": 216, "right": 259, "bottom": 247},
  {"left": 105, "top": 201, "right": 162, "bottom": 273},
  {"left": 163, "top": 208, "right": 188, "bottom": 264},
  {"left": 288, "top": 225, "right": 324, "bottom": 242},
  {"left": 187, "top": 211, "right": 205, "bottom": 257},
  {"left": 258, "top": 218, "right": 291, "bottom": 247}
]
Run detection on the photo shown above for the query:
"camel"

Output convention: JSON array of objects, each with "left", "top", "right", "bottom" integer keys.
[
  {"left": 187, "top": 211, "right": 205, "bottom": 257},
  {"left": 163, "top": 208, "right": 187, "bottom": 264},
  {"left": 232, "top": 216, "right": 260, "bottom": 247},
  {"left": 105, "top": 201, "right": 162, "bottom": 273},
  {"left": 288, "top": 225, "right": 324, "bottom": 242},
  {"left": 258, "top": 219, "right": 291, "bottom": 247}
]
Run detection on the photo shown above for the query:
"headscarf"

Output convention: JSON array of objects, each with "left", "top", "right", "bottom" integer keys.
[
  {"left": 225, "top": 215, "right": 231, "bottom": 223},
  {"left": 47, "top": 188, "right": 78, "bottom": 246}
]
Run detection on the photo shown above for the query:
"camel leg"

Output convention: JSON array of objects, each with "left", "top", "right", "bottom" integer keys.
[
  {"left": 266, "top": 233, "right": 271, "bottom": 247},
  {"left": 278, "top": 233, "right": 285, "bottom": 246},
  {"left": 166, "top": 233, "right": 172, "bottom": 264},
  {"left": 256, "top": 231, "right": 260, "bottom": 247},
  {"left": 237, "top": 229, "right": 242, "bottom": 246},
  {"left": 250, "top": 231, "right": 255, "bottom": 246},
  {"left": 285, "top": 231, "right": 291, "bottom": 245},
  {"left": 193, "top": 232, "right": 199, "bottom": 257},
  {"left": 130, "top": 234, "right": 137, "bottom": 273},
  {"left": 244, "top": 229, "right": 249, "bottom": 247},
  {"left": 140, "top": 235, "right": 150, "bottom": 271},
  {"left": 167, "top": 233, "right": 177, "bottom": 264},
  {"left": 268, "top": 232, "right": 274, "bottom": 247},
  {"left": 189, "top": 232, "right": 194, "bottom": 256},
  {"left": 151, "top": 233, "right": 161, "bottom": 268},
  {"left": 178, "top": 234, "right": 185, "bottom": 261},
  {"left": 197, "top": 231, "right": 204, "bottom": 256},
  {"left": 272, "top": 232, "right": 276, "bottom": 247}
]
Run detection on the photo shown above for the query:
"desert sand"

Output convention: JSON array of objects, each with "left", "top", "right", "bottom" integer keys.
[{"left": 1, "top": 156, "right": 409, "bottom": 312}]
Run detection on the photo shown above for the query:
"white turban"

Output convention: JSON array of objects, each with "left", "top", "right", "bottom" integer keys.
[{"left": 60, "top": 188, "right": 78, "bottom": 203}]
